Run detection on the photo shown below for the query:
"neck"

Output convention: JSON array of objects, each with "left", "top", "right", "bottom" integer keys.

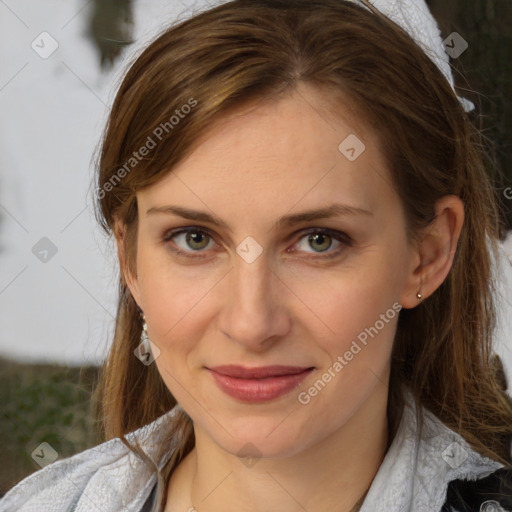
[{"left": 167, "top": 385, "right": 389, "bottom": 512}]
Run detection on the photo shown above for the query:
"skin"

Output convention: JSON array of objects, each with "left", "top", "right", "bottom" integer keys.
[{"left": 115, "top": 83, "right": 464, "bottom": 512}]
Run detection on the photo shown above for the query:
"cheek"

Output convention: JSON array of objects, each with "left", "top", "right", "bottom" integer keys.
[
  {"left": 292, "top": 273, "right": 400, "bottom": 429},
  {"left": 136, "top": 242, "right": 209, "bottom": 332},
  {"left": 292, "top": 245, "right": 405, "bottom": 338},
  {"left": 302, "top": 278, "right": 399, "bottom": 373},
  {"left": 286, "top": 248, "right": 405, "bottom": 397}
]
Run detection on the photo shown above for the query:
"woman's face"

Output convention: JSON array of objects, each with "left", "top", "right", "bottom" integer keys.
[{"left": 125, "top": 84, "right": 421, "bottom": 459}]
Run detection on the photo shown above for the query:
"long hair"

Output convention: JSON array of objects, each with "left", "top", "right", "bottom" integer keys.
[{"left": 92, "top": 0, "right": 512, "bottom": 503}]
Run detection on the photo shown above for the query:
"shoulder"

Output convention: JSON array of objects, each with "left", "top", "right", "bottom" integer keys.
[
  {"left": 0, "top": 436, "right": 144, "bottom": 512},
  {"left": 418, "top": 395, "right": 512, "bottom": 511},
  {"left": 414, "top": 394, "right": 512, "bottom": 511},
  {"left": 0, "top": 405, "right": 183, "bottom": 512},
  {"left": 361, "top": 388, "right": 509, "bottom": 512}
]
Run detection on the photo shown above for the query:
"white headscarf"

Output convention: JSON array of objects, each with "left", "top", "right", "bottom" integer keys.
[{"left": 353, "top": 0, "right": 474, "bottom": 111}]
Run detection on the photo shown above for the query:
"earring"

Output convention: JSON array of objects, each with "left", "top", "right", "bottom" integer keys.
[
  {"left": 135, "top": 313, "right": 160, "bottom": 364},
  {"left": 140, "top": 311, "right": 148, "bottom": 338},
  {"left": 417, "top": 292, "right": 422, "bottom": 301},
  {"left": 141, "top": 316, "right": 149, "bottom": 341}
]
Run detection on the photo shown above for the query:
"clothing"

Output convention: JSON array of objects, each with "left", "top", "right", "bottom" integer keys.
[
  {"left": 1, "top": 388, "right": 510, "bottom": 512},
  {"left": 442, "top": 468, "right": 512, "bottom": 511}
]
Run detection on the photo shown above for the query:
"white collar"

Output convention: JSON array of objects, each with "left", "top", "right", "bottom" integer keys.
[
  {"left": 360, "top": 389, "right": 504, "bottom": 511},
  {"left": 1, "top": 389, "right": 504, "bottom": 512}
]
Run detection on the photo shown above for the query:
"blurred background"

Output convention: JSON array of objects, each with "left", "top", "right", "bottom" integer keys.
[{"left": 0, "top": 0, "right": 511, "bottom": 496}]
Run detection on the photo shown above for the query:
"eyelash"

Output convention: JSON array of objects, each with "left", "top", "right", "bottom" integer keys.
[{"left": 162, "top": 226, "right": 353, "bottom": 261}]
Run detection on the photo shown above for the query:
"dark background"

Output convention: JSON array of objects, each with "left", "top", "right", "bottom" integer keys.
[{"left": 427, "top": 0, "right": 512, "bottom": 231}]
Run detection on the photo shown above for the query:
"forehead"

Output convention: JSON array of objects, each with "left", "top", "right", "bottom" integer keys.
[{"left": 137, "top": 84, "right": 395, "bottom": 222}]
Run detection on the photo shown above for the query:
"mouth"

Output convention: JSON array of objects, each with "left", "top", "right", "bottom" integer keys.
[{"left": 206, "top": 365, "right": 315, "bottom": 402}]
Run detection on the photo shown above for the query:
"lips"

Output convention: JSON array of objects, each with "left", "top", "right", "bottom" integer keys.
[
  {"left": 208, "top": 365, "right": 312, "bottom": 379},
  {"left": 207, "top": 365, "right": 314, "bottom": 402}
]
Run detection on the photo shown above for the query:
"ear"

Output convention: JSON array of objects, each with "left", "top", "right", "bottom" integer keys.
[
  {"left": 113, "top": 216, "right": 142, "bottom": 309},
  {"left": 399, "top": 195, "right": 464, "bottom": 309}
]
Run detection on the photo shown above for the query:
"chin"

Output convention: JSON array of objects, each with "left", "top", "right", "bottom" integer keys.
[
  {"left": 222, "top": 432, "right": 307, "bottom": 461},
  {"left": 204, "top": 413, "right": 316, "bottom": 460}
]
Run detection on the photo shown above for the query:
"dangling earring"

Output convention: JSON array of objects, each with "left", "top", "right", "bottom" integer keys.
[
  {"left": 141, "top": 313, "right": 149, "bottom": 342},
  {"left": 135, "top": 313, "right": 161, "bottom": 365}
]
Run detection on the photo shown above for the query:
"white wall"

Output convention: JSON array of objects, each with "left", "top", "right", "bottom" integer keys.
[
  {"left": 0, "top": 0, "right": 116, "bottom": 365},
  {"left": 0, "top": 0, "right": 210, "bottom": 365}
]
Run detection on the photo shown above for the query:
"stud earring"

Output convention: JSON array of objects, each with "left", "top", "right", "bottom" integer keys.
[{"left": 417, "top": 292, "right": 422, "bottom": 301}]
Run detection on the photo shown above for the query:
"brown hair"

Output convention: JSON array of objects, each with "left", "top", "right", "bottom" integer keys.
[{"left": 92, "top": 0, "right": 512, "bottom": 506}]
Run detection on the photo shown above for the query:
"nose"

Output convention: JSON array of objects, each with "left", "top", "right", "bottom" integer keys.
[{"left": 217, "top": 252, "right": 291, "bottom": 351}]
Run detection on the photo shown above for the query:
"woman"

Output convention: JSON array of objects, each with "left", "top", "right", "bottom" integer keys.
[{"left": 2, "top": 0, "right": 512, "bottom": 511}]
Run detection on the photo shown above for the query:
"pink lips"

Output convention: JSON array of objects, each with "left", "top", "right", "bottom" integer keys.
[{"left": 207, "top": 365, "right": 314, "bottom": 402}]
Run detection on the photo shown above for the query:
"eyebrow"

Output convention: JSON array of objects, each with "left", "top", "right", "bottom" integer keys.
[{"left": 146, "top": 203, "right": 372, "bottom": 230}]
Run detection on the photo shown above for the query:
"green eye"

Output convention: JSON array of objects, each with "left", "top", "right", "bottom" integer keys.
[
  {"left": 163, "top": 228, "right": 214, "bottom": 257},
  {"left": 291, "top": 228, "right": 352, "bottom": 259},
  {"left": 305, "top": 232, "right": 335, "bottom": 252},
  {"left": 163, "top": 226, "right": 352, "bottom": 261}
]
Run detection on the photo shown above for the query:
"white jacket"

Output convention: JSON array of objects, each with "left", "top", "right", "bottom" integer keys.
[{"left": 1, "top": 389, "right": 508, "bottom": 512}]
